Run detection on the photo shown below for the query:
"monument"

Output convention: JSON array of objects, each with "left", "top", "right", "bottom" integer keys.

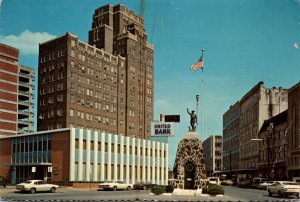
[{"left": 172, "top": 108, "right": 207, "bottom": 189}]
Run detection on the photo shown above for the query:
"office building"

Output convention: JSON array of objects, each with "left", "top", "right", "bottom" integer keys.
[
  {"left": 222, "top": 101, "right": 240, "bottom": 178},
  {"left": 38, "top": 4, "right": 154, "bottom": 139},
  {"left": 203, "top": 135, "right": 222, "bottom": 176},
  {"left": 0, "top": 43, "right": 35, "bottom": 136},
  {"left": 0, "top": 128, "right": 168, "bottom": 184},
  {"left": 287, "top": 82, "right": 300, "bottom": 181},
  {"left": 239, "top": 82, "right": 288, "bottom": 177}
]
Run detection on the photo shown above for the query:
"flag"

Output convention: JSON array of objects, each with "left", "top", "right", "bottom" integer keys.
[{"left": 191, "top": 54, "right": 204, "bottom": 71}]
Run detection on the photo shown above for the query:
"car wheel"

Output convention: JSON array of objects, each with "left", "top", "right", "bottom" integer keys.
[
  {"left": 112, "top": 186, "right": 117, "bottom": 191},
  {"left": 278, "top": 191, "right": 283, "bottom": 197},
  {"left": 143, "top": 186, "right": 147, "bottom": 190},
  {"left": 296, "top": 193, "right": 300, "bottom": 199},
  {"left": 268, "top": 190, "right": 272, "bottom": 197},
  {"left": 30, "top": 188, "right": 36, "bottom": 194},
  {"left": 127, "top": 186, "right": 131, "bottom": 191},
  {"left": 50, "top": 187, "right": 56, "bottom": 193}
]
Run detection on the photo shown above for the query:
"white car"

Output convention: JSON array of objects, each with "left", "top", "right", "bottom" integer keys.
[
  {"left": 257, "top": 181, "right": 275, "bottom": 189},
  {"left": 207, "top": 177, "right": 221, "bottom": 185},
  {"left": 267, "top": 181, "right": 300, "bottom": 198},
  {"left": 16, "top": 180, "right": 59, "bottom": 194},
  {"left": 97, "top": 180, "right": 132, "bottom": 191}
]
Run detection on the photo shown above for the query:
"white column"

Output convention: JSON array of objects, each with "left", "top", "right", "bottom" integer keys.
[
  {"left": 142, "top": 139, "right": 146, "bottom": 181},
  {"left": 69, "top": 128, "right": 76, "bottom": 181},
  {"left": 132, "top": 138, "right": 136, "bottom": 184},
  {"left": 86, "top": 130, "right": 91, "bottom": 181},
  {"left": 152, "top": 141, "right": 156, "bottom": 184},
  {"left": 78, "top": 128, "right": 83, "bottom": 181},
  {"left": 126, "top": 137, "right": 130, "bottom": 184},
  {"left": 114, "top": 135, "right": 118, "bottom": 180},
  {"left": 161, "top": 143, "right": 165, "bottom": 185},
  {"left": 120, "top": 136, "right": 124, "bottom": 181},
  {"left": 93, "top": 131, "right": 98, "bottom": 181},
  {"left": 165, "top": 143, "right": 169, "bottom": 184},
  {"left": 100, "top": 132, "right": 105, "bottom": 181},
  {"left": 107, "top": 133, "right": 112, "bottom": 181},
  {"left": 156, "top": 142, "right": 160, "bottom": 185},
  {"left": 137, "top": 138, "right": 141, "bottom": 182},
  {"left": 147, "top": 140, "right": 151, "bottom": 181}
]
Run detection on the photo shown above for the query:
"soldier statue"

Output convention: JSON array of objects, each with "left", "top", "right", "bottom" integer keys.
[{"left": 187, "top": 108, "right": 198, "bottom": 131}]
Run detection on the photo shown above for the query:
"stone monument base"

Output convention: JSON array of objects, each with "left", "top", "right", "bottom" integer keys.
[{"left": 173, "top": 131, "right": 207, "bottom": 189}]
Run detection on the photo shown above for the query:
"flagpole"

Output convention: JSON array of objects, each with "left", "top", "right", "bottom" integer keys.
[{"left": 201, "top": 49, "right": 205, "bottom": 141}]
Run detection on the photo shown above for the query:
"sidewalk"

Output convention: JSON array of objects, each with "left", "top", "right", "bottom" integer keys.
[{"left": 0, "top": 186, "right": 15, "bottom": 197}]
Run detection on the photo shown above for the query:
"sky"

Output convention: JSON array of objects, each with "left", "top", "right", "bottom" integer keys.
[{"left": 1, "top": 0, "right": 300, "bottom": 168}]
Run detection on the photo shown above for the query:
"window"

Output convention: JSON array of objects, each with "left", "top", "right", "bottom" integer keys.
[
  {"left": 91, "top": 141, "right": 94, "bottom": 151},
  {"left": 83, "top": 140, "right": 87, "bottom": 150},
  {"left": 70, "top": 109, "right": 74, "bottom": 117},
  {"left": 75, "top": 138, "right": 79, "bottom": 149}
]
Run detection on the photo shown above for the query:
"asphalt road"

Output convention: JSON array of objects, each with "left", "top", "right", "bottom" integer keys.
[{"left": 1, "top": 186, "right": 299, "bottom": 201}]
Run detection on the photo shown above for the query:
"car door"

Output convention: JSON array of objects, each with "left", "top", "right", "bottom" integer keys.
[
  {"left": 38, "top": 181, "right": 48, "bottom": 191},
  {"left": 269, "top": 182, "right": 278, "bottom": 193}
]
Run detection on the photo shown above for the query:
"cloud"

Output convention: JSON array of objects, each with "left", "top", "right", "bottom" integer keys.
[
  {"left": 0, "top": 30, "right": 56, "bottom": 55},
  {"left": 294, "top": 42, "right": 299, "bottom": 49}
]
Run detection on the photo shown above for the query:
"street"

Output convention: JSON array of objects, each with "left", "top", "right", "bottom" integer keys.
[{"left": 1, "top": 186, "right": 300, "bottom": 201}]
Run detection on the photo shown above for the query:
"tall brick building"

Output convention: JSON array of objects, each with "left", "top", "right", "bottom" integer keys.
[
  {"left": 238, "top": 82, "right": 288, "bottom": 177},
  {"left": 287, "top": 82, "right": 300, "bottom": 180},
  {"left": 0, "top": 43, "right": 35, "bottom": 136},
  {"left": 37, "top": 4, "right": 154, "bottom": 139}
]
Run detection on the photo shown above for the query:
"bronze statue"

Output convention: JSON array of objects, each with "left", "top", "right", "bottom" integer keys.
[{"left": 187, "top": 108, "right": 198, "bottom": 131}]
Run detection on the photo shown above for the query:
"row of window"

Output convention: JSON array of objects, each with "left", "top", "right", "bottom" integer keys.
[
  {"left": 74, "top": 138, "right": 166, "bottom": 157},
  {"left": 74, "top": 163, "right": 163, "bottom": 182},
  {"left": 40, "top": 49, "right": 64, "bottom": 63},
  {"left": 13, "top": 140, "right": 52, "bottom": 153},
  {"left": 74, "top": 85, "right": 117, "bottom": 102},
  {"left": 70, "top": 110, "right": 117, "bottom": 125}
]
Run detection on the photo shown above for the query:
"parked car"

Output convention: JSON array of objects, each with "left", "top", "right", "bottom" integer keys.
[
  {"left": 97, "top": 181, "right": 132, "bottom": 191},
  {"left": 207, "top": 177, "right": 221, "bottom": 185},
  {"left": 221, "top": 179, "right": 234, "bottom": 186},
  {"left": 133, "top": 181, "right": 156, "bottom": 190},
  {"left": 252, "top": 177, "right": 267, "bottom": 188},
  {"left": 16, "top": 180, "right": 59, "bottom": 194},
  {"left": 238, "top": 180, "right": 252, "bottom": 188},
  {"left": 257, "top": 181, "right": 275, "bottom": 190},
  {"left": 267, "top": 181, "right": 300, "bottom": 198},
  {"left": 0, "top": 176, "right": 6, "bottom": 188}
]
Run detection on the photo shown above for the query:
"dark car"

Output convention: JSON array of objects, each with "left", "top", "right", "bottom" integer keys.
[
  {"left": 0, "top": 176, "right": 7, "bottom": 187},
  {"left": 133, "top": 181, "right": 156, "bottom": 190}
]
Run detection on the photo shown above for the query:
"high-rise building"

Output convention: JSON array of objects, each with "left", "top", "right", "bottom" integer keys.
[
  {"left": 239, "top": 82, "right": 288, "bottom": 177},
  {"left": 287, "top": 82, "right": 300, "bottom": 180},
  {"left": 37, "top": 4, "right": 154, "bottom": 139},
  {"left": 0, "top": 43, "right": 35, "bottom": 136},
  {"left": 222, "top": 101, "right": 240, "bottom": 178},
  {"left": 203, "top": 135, "right": 223, "bottom": 177},
  {"left": 18, "top": 65, "right": 35, "bottom": 134}
]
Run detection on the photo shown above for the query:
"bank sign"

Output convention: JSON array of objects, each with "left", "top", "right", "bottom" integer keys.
[{"left": 151, "top": 122, "right": 175, "bottom": 137}]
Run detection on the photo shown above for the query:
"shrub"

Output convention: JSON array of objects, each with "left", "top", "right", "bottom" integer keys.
[
  {"left": 202, "top": 186, "right": 208, "bottom": 194},
  {"left": 165, "top": 185, "right": 174, "bottom": 193},
  {"left": 206, "top": 184, "right": 224, "bottom": 195},
  {"left": 151, "top": 185, "right": 166, "bottom": 195}
]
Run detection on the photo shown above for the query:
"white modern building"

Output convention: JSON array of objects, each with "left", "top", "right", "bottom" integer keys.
[{"left": 0, "top": 128, "right": 169, "bottom": 185}]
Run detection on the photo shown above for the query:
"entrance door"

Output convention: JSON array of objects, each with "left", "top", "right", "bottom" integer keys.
[{"left": 184, "top": 162, "right": 195, "bottom": 189}]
